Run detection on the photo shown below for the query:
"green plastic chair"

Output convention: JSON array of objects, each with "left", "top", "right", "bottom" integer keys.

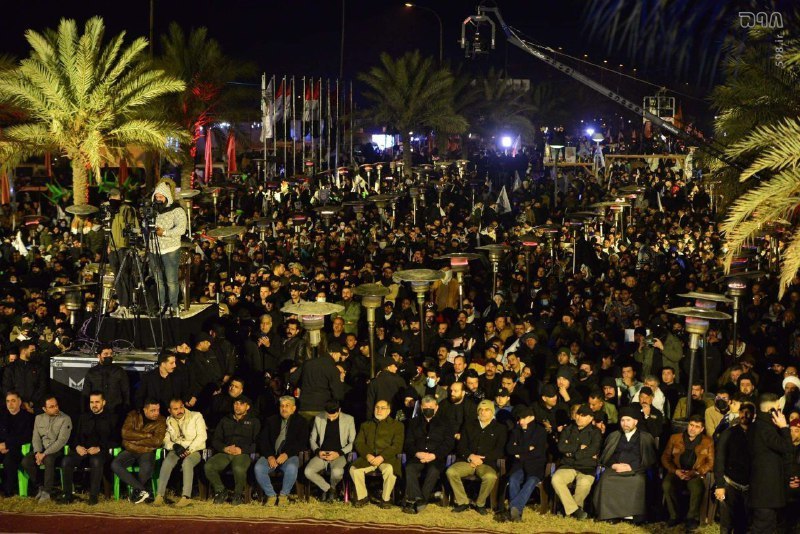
[
  {"left": 113, "top": 447, "right": 163, "bottom": 500},
  {"left": 18, "top": 443, "right": 67, "bottom": 497}
]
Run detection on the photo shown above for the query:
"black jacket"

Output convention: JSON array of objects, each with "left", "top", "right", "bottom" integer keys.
[
  {"left": 295, "top": 355, "right": 345, "bottom": 412},
  {"left": 557, "top": 423, "right": 602, "bottom": 474},
  {"left": 188, "top": 349, "right": 225, "bottom": 396},
  {"left": 403, "top": 414, "right": 454, "bottom": 466},
  {"left": 506, "top": 423, "right": 548, "bottom": 478},
  {"left": 83, "top": 363, "right": 130, "bottom": 414},
  {"left": 1, "top": 359, "right": 46, "bottom": 407},
  {"left": 71, "top": 411, "right": 119, "bottom": 450},
  {"left": 438, "top": 397, "right": 477, "bottom": 436},
  {"left": 211, "top": 413, "right": 261, "bottom": 455},
  {"left": 715, "top": 424, "right": 750, "bottom": 488},
  {"left": 748, "top": 412, "right": 794, "bottom": 509},
  {"left": 0, "top": 409, "right": 34, "bottom": 451},
  {"left": 136, "top": 368, "right": 189, "bottom": 411},
  {"left": 365, "top": 370, "right": 407, "bottom": 419},
  {"left": 457, "top": 418, "right": 508, "bottom": 466},
  {"left": 257, "top": 413, "right": 309, "bottom": 458}
]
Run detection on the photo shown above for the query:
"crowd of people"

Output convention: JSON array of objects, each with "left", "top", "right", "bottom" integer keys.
[{"left": 1, "top": 150, "right": 799, "bottom": 532}]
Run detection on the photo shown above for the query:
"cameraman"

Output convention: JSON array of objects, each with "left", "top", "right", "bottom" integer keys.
[
  {"left": 106, "top": 188, "right": 138, "bottom": 318},
  {"left": 150, "top": 179, "right": 187, "bottom": 317}
]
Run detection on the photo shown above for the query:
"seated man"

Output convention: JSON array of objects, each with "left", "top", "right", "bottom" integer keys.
[
  {"left": 673, "top": 381, "right": 714, "bottom": 421},
  {"left": 498, "top": 405, "right": 547, "bottom": 523},
  {"left": 21, "top": 395, "right": 72, "bottom": 502},
  {"left": 254, "top": 396, "right": 309, "bottom": 506},
  {"left": 111, "top": 399, "right": 167, "bottom": 504},
  {"left": 204, "top": 395, "right": 260, "bottom": 505},
  {"left": 592, "top": 406, "right": 657, "bottom": 522},
  {"left": 349, "top": 400, "right": 404, "bottom": 508},
  {"left": 661, "top": 414, "right": 714, "bottom": 530},
  {"left": 402, "top": 395, "right": 454, "bottom": 514},
  {"left": 0, "top": 391, "right": 34, "bottom": 497},
  {"left": 60, "top": 392, "right": 118, "bottom": 504},
  {"left": 305, "top": 400, "right": 356, "bottom": 502},
  {"left": 154, "top": 398, "right": 207, "bottom": 507},
  {"left": 551, "top": 404, "right": 602, "bottom": 519},
  {"left": 446, "top": 399, "right": 508, "bottom": 514}
]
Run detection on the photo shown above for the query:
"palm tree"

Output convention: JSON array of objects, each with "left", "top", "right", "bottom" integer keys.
[
  {"left": 463, "top": 68, "right": 537, "bottom": 143},
  {"left": 359, "top": 51, "right": 467, "bottom": 175},
  {"left": 156, "top": 23, "right": 256, "bottom": 190},
  {"left": 0, "top": 17, "right": 187, "bottom": 205},
  {"left": 717, "top": 26, "right": 800, "bottom": 295}
]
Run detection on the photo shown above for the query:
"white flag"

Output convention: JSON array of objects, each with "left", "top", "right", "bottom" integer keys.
[
  {"left": 496, "top": 185, "right": 511, "bottom": 214},
  {"left": 260, "top": 75, "right": 274, "bottom": 141},
  {"left": 512, "top": 171, "right": 521, "bottom": 192}
]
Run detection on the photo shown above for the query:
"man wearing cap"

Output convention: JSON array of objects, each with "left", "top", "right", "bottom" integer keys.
[
  {"left": 497, "top": 405, "right": 547, "bottom": 522},
  {"left": 402, "top": 395, "right": 454, "bottom": 514},
  {"left": 350, "top": 400, "right": 404, "bottom": 508},
  {"left": 551, "top": 403, "right": 602, "bottom": 519},
  {"left": 205, "top": 395, "right": 261, "bottom": 505},
  {"left": 365, "top": 356, "right": 406, "bottom": 420},
  {"left": 593, "top": 405, "right": 657, "bottom": 522},
  {"left": 305, "top": 400, "right": 356, "bottom": 502},
  {"left": 532, "top": 383, "right": 569, "bottom": 437},
  {"left": 446, "top": 399, "right": 508, "bottom": 514},
  {"left": 186, "top": 332, "right": 225, "bottom": 412}
]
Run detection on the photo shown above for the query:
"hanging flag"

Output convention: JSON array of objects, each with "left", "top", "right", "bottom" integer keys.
[
  {"left": 511, "top": 135, "right": 521, "bottom": 157},
  {"left": 204, "top": 127, "right": 213, "bottom": 184},
  {"left": 274, "top": 79, "right": 286, "bottom": 122},
  {"left": 496, "top": 185, "right": 511, "bottom": 214},
  {"left": 302, "top": 81, "right": 313, "bottom": 122},
  {"left": 512, "top": 171, "right": 521, "bottom": 192},
  {"left": 226, "top": 131, "right": 237, "bottom": 178},
  {"left": 261, "top": 75, "right": 274, "bottom": 141}
]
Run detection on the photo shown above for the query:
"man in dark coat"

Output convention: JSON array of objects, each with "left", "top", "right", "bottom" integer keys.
[
  {"left": 294, "top": 343, "right": 346, "bottom": 420},
  {"left": 714, "top": 402, "right": 755, "bottom": 534},
  {"left": 438, "top": 381, "right": 477, "bottom": 440},
  {"left": 136, "top": 352, "right": 189, "bottom": 412},
  {"left": 0, "top": 391, "right": 34, "bottom": 496},
  {"left": 446, "top": 399, "right": 508, "bottom": 514},
  {"left": 253, "top": 395, "right": 310, "bottom": 505},
  {"left": 402, "top": 395, "right": 454, "bottom": 514},
  {"left": 83, "top": 344, "right": 130, "bottom": 416},
  {"left": 365, "top": 357, "right": 407, "bottom": 420},
  {"left": 497, "top": 405, "right": 547, "bottom": 522},
  {"left": 2, "top": 340, "right": 46, "bottom": 413},
  {"left": 187, "top": 333, "right": 225, "bottom": 412},
  {"left": 592, "top": 405, "right": 657, "bottom": 522},
  {"left": 59, "top": 391, "right": 119, "bottom": 504},
  {"left": 747, "top": 393, "right": 794, "bottom": 532}
]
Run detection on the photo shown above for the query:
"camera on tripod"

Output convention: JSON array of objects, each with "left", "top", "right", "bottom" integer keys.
[
  {"left": 99, "top": 203, "right": 114, "bottom": 230},
  {"left": 142, "top": 201, "right": 158, "bottom": 229},
  {"left": 122, "top": 226, "right": 144, "bottom": 248}
]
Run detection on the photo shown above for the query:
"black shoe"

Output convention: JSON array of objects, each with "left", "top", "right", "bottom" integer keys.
[
  {"left": 452, "top": 504, "right": 470, "bottom": 513},
  {"left": 56, "top": 493, "right": 74, "bottom": 505},
  {"left": 320, "top": 490, "right": 333, "bottom": 503},
  {"left": 666, "top": 518, "right": 681, "bottom": 527},
  {"left": 88, "top": 495, "right": 99, "bottom": 506},
  {"left": 474, "top": 505, "right": 490, "bottom": 515},
  {"left": 571, "top": 507, "right": 589, "bottom": 520},
  {"left": 213, "top": 491, "right": 227, "bottom": 504},
  {"left": 402, "top": 504, "right": 418, "bottom": 514},
  {"left": 378, "top": 499, "right": 392, "bottom": 509},
  {"left": 685, "top": 519, "right": 700, "bottom": 532},
  {"left": 352, "top": 497, "right": 369, "bottom": 508},
  {"left": 415, "top": 500, "right": 427, "bottom": 513},
  {"left": 494, "top": 511, "right": 510, "bottom": 523},
  {"left": 231, "top": 494, "right": 244, "bottom": 506}
]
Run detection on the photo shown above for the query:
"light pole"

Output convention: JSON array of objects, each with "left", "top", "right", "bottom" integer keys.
[
  {"left": 354, "top": 283, "right": 391, "bottom": 378},
  {"left": 405, "top": 3, "right": 443, "bottom": 64}
]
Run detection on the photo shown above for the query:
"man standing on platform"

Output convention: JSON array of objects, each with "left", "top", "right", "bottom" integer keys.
[
  {"left": 105, "top": 187, "right": 138, "bottom": 318},
  {"left": 150, "top": 178, "right": 187, "bottom": 317}
]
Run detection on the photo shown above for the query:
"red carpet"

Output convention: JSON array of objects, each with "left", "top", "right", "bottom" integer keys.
[{"left": 0, "top": 511, "right": 484, "bottom": 534}]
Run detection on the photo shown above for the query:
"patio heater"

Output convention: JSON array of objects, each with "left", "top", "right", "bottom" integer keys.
[{"left": 354, "top": 283, "right": 391, "bottom": 378}]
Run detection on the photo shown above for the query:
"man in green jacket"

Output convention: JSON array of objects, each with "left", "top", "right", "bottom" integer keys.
[
  {"left": 349, "top": 400, "right": 404, "bottom": 508},
  {"left": 334, "top": 287, "right": 361, "bottom": 335}
]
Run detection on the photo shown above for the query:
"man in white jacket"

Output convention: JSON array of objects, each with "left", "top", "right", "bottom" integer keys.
[
  {"left": 150, "top": 179, "right": 187, "bottom": 317},
  {"left": 154, "top": 398, "right": 207, "bottom": 506}
]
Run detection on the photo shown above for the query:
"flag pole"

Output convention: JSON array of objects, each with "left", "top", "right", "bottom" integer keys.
[
  {"left": 283, "top": 75, "right": 287, "bottom": 179},
  {"left": 302, "top": 75, "right": 306, "bottom": 169},
  {"left": 326, "top": 78, "right": 332, "bottom": 174},
  {"left": 272, "top": 75, "right": 276, "bottom": 178},
  {"left": 292, "top": 75, "right": 297, "bottom": 177},
  {"left": 261, "top": 73, "right": 267, "bottom": 182},
  {"left": 310, "top": 77, "right": 315, "bottom": 171},
  {"left": 335, "top": 79, "right": 340, "bottom": 186},
  {"left": 318, "top": 77, "right": 323, "bottom": 171},
  {"left": 349, "top": 80, "right": 354, "bottom": 167}
]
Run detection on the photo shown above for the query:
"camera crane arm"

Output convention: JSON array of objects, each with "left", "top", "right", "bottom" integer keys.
[{"left": 463, "top": 5, "right": 746, "bottom": 174}]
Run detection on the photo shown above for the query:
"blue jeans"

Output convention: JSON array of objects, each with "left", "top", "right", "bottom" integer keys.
[
  {"left": 254, "top": 455, "right": 300, "bottom": 497},
  {"left": 150, "top": 249, "right": 180, "bottom": 308},
  {"left": 508, "top": 470, "right": 540, "bottom": 514}
]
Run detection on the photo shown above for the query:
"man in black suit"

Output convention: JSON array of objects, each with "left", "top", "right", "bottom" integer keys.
[
  {"left": 254, "top": 395, "right": 310, "bottom": 506},
  {"left": 747, "top": 393, "right": 794, "bottom": 532},
  {"left": 293, "top": 343, "right": 346, "bottom": 421},
  {"left": 83, "top": 344, "right": 130, "bottom": 416},
  {"left": 402, "top": 395, "right": 454, "bottom": 514},
  {"left": 0, "top": 391, "right": 34, "bottom": 496}
]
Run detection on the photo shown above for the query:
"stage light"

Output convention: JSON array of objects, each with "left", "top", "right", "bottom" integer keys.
[
  {"left": 586, "top": 128, "right": 594, "bottom": 136},
  {"left": 500, "top": 135, "right": 513, "bottom": 148}
]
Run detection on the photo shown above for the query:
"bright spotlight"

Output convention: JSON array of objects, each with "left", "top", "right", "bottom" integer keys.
[
  {"left": 500, "top": 136, "right": 513, "bottom": 148},
  {"left": 585, "top": 128, "right": 594, "bottom": 137}
]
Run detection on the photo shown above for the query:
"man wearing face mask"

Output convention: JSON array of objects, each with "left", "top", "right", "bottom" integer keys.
[
  {"left": 83, "top": 344, "right": 130, "bottom": 416},
  {"left": 105, "top": 188, "right": 138, "bottom": 318},
  {"left": 149, "top": 178, "right": 187, "bottom": 317},
  {"left": 305, "top": 400, "right": 356, "bottom": 502},
  {"left": 402, "top": 396, "right": 454, "bottom": 514}
]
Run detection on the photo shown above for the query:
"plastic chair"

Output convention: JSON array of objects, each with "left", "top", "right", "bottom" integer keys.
[
  {"left": 18, "top": 443, "right": 67, "bottom": 497},
  {"left": 113, "top": 447, "right": 163, "bottom": 500}
]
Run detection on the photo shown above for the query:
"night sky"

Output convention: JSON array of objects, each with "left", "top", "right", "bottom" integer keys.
[{"left": 2, "top": 0, "right": 712, "bottom": 124}]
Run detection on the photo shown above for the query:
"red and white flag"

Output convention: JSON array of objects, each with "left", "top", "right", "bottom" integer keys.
[{"left": 303, "top": 80, "right": 320, "bottom": 122}]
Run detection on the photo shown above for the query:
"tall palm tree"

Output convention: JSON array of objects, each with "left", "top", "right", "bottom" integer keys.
[
  {"left": 156, "top": 23, "right": 256, "bottom": 190},
  {"left": 0, "top": 17, "right": 187, "bottom": 205},
  {"left": 717, "top": 26, "right": 800, "bottom": 295},
  {"left": 464, "top": 68, "right": 537, "bottom": 143},
  {"left": 359, "top": 51, "right": 467, "bottom": 175}
]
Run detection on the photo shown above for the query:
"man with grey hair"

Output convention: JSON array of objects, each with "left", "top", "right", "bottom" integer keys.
[
  {"left": 446, "top": 399, "right": 508, "bottom": 514},
  {"left": 254, "top": 395, "right": 309, "bottom": 506},
  {"left": 402, "top": 395, "right": 454, "bottom": 514}
]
